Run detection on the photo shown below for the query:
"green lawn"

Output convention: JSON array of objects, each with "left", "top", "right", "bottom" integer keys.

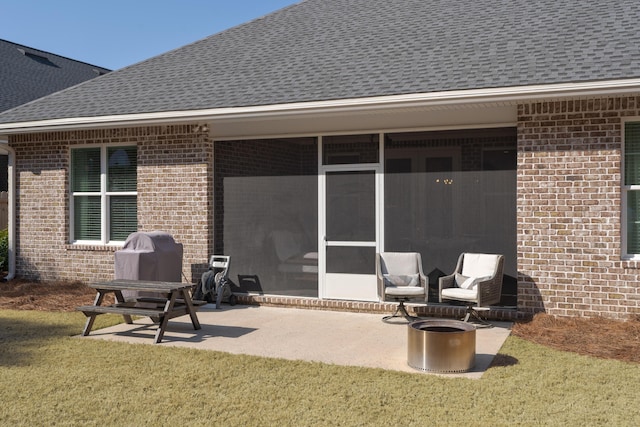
[{"left": 1, "top": 310, "right": 639, "bottom": 426}]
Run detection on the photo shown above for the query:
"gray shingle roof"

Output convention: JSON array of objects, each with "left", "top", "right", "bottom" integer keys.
[
  {"left": 0, "top": 39, "right": 110, "bottom": 113},
  {"left": 1, "top": 0, "right": 640, "bottom": 125}
]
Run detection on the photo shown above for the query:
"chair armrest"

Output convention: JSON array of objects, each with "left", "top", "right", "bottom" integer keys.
[
  {"left": 476, "top": 254, "right": 504, "bottom": 306},
  {"left": 438, "top": 274, "right": 456, "bottom": 302},
  {"left": 475, "top": 276, "right": 502, "bottom": 307},
  {"left": 419, "top": 273, "right": 428, "bottom": 303}
]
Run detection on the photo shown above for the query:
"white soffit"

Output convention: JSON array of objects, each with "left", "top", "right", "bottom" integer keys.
[
  {"left": 211, "top": 104, "right": 516, "bottom": 139},
  {"left": 1, "top": 79, "right": 640, "bottom": 134}
]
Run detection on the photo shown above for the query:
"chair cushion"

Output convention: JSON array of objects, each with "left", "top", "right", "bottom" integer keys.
[
  {"left": 385, "top": 285, "right": 425, "bottom": 297},
  {"left": 379, "top": 253, "right": 420, "bottom": 275},
  {"left": 461, "top": 253, "right": 498, "bottom": 278},
  {"left": 441, "top": 287, "right": 477, "bottom": 302},
  {"left": 383, "top": 273, "right": 419, "bottom": 287},
  {"left": 456, "top": 274, "right": 491, "bottom": 290},
  {"left": 461, "top": 277, "right": 478, "bottom": 289},
  {"left": 455, "top": 272, "right": 469, "bottom": 287}
]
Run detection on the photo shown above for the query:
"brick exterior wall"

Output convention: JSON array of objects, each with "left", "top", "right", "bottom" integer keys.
[
  {"left": 9, "top": 125, "right": 212, "bottom": 284},
  {"left": 518, "top": 97, "right": 640, "bottom": 320},
  {"left": 7, "top": 97, "right": 640, "bottom": 320}
]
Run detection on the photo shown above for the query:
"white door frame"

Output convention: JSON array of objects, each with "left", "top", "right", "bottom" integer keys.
[{"left": 318, "top": 134, "right": 384, "bottom": 301}]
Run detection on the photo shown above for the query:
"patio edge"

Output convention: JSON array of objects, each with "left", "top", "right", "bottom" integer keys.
[{"left": 232, "top": 294, "right": 528, "bottom": 321}]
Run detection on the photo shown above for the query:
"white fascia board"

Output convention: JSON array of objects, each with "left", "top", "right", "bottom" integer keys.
[{"left": 2, "top": 79, "right": 640, "bottom": 134}]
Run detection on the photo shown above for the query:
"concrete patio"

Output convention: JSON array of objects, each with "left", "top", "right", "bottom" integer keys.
[{"left": 79, "top": 304, "right": 512, "bottom": 379}]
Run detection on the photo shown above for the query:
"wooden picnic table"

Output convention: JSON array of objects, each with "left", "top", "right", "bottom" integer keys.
[{"left": 77, "top": 279, "right": 203, "bottom": 344}]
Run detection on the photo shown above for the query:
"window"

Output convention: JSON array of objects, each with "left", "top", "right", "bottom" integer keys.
[
  {"left": 70, "top": 145, "right": 137, "bottom": 243},
  {"left": 624, "top": 122, "right": 640, "bottom": 256}
]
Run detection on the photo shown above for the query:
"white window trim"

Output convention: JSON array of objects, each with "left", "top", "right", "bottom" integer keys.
[{"left": 69, "top": 143, "right": 137, "bottom": 245}]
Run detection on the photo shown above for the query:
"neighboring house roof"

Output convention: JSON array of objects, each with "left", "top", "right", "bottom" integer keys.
[
  {"left": 1, "top": 0, "right": 640, "bottom": 126},
  {"left": 0, "top": 39, "right": 110, "bottom": 113}
]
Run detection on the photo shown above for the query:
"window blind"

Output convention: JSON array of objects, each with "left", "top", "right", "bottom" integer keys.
[
  {"left": 625, "top": 122, "right": 640, "bottom": 186},
  {"left": 71, "top": 148, "right": 100, "bottom": 192},
  {"left": 107, "top": 146, "right": 137, "bottom": 192},
  {"left": 110, "top": 196, "right": 137, "bottom": 241},
  {"left": 627, "top": 192, "right": 640, "bottom": 253},
  {"left": 74, "top": 196, "right": 101, "bottom": 240},
  {"left": 626, "top": 123, "right": 640, "bottom": 254}
]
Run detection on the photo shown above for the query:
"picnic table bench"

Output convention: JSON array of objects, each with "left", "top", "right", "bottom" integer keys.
[{"left": 77, "top": 279, "right": 205, "bottom": 344}]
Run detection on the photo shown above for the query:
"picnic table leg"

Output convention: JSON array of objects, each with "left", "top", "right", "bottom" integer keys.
[
  {"left": 181, "top": 288, "right": 201, "bottom": 330},
  {"left": 82, "top": 291, "right": 105, "bottom": 336},
  {"left": 154, "top": 292, "right": 179, "bottom": 344},
  {"left": 113, "top": 290, "right": 134, "bottom": 324}
]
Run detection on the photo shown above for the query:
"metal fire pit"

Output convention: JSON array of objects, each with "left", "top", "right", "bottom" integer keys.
[{"left": 407, "top": 319, "right": 476, "bottom": 373}]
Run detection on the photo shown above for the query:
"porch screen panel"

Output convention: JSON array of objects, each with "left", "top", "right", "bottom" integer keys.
[
  {"left": 215, "top": 138, "right": 318, "bottom": 297},
  {"left": 326, "top": 171, "right": 375, "bottom": 242},
  {"left": 384, "top": 128, "right": 517, "bottom": 305},
  {"left": 323, "top": 134, "right": 379, "bottom": 165},
  {"left": 326, "top": 246, "right": 375, "bottom": 274}
]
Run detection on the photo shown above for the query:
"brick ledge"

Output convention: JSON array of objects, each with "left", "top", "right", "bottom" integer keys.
[
  {"left": 65, "top": 244, "right": 122, "bottom": 252},
  {"left": 233, "top": 294, "right": 525, "bottom": 321}
]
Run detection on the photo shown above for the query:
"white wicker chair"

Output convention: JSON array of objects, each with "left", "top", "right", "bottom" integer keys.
[
  {"left": 439, "top": 253, "right": 504, "bottom": 326},
  {"left": 376, "top": 252, "right": 427, "bottom": 323}
]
